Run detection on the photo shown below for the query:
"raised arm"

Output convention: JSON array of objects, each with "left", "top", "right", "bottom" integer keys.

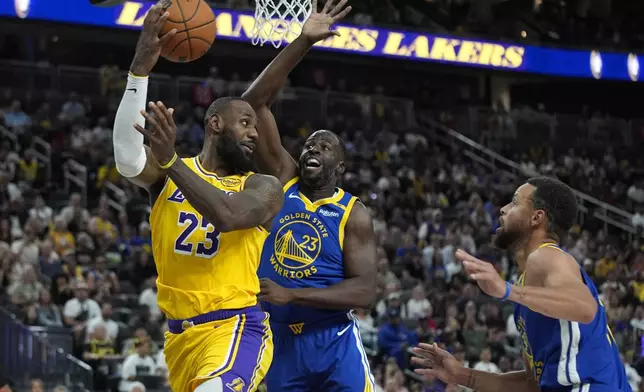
[
  {"left": 241, "top": 0, "right": 351, "bottom": 184},
  {"left": 134, "top": 101, "right": 284, "bottom": 232},
  {"left": 457, "top": 246, "right": 597, "bottom": 324},
  {"left": 412, "top": 343, "right": 540, "bottom": 392},
  {"left": 259, "top": 201, "right": 377, "bottom": 309},
  {"left": 113, "top": 1, "right": 176, "bottom": 190}
]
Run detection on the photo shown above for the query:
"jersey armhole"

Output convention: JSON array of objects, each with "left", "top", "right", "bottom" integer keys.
[
  {"left": 149, "top": 176, "right": 170, "bottom": 214},
  {"left": 338, "top": 196, "right": 358, "bottom": 251}
]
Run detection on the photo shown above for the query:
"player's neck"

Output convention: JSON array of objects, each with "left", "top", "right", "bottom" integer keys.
[
  {"left": 198, "top": 151, "right": 230, "bottom": 177},
  {"left": 298, "top": 182, "right": 337, "bottom": 202},
  {"left": 519, "top": 232, "right": 558, "bottom": 267}
]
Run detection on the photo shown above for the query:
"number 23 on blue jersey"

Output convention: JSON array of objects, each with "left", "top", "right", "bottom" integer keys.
[{"left": 174, "top": 211, "right": 221, "bottom": 258}]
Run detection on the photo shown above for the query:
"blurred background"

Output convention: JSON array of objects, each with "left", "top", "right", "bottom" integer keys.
[{"left": 0, "top": 0, "right": 643, "bottom": 391}]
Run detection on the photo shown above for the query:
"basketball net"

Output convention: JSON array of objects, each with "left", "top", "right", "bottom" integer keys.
[{"left": 252, "top": 0, "right": 312, "bottom": 48}]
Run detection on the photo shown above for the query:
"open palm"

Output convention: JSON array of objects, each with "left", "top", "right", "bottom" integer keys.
[
  {"left": 456, "top": 249, "right": 507, "bottom": 299},
  {"left": 302, "top": 0, "right": 352, "bottom": 43},
  {"left": 411, "top": 343, "right": 463, "bottom": 384}
]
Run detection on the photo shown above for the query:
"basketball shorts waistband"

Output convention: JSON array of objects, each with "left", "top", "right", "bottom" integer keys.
[
  {"left": 270, "top": 313, "right": 352, "bottom": 336},
  {"left": 167, "top": 305, "right": 262, "bottom": 334}
]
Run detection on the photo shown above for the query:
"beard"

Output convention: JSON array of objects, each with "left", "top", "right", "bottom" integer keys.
[
  {"left": 493, "top": 226, "right": 524, "bottom": 250},
  {"left": 215, "top": 128, "right": 255, "bottom": 174}
]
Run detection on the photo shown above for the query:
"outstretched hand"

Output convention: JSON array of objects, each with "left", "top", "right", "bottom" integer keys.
[
  {"left": 455, "top": 249, "right": 507, "bottom": 299},
  {"left": 411, "top": 343, "right": 464, "bottom": 385},
  {"left": 302, "top": 0, "right": 352, "bottom": 43},
  {"left": 130, "top": 0, "right": 177, "bottom": 76},
  {"left": 133, "top": 101, "right": 177, "bottom": 167}
]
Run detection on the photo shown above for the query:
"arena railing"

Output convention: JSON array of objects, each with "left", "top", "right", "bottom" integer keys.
[
  {"left": 0, "top": 307, "right": 93, "bottom": 391},
  {"left": 417, "top": 113, "right": 643, "bottom": 242},
  {"left": 63, "top": 159, "right": 88, "bottom": 207},
  {"left": 32, "top": 136, "right": 52, "bottom": 183},
  {"left": 0, "top": 60, "right": 415, "bottom": 129},
  {"left": 0, "top": 124, "right": 18, "bottom": 146},
  {"left": 104, "top": 181, "right": 127, "bottom": 214}
]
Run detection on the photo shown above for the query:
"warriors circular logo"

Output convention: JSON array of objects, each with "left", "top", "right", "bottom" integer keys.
[{"left": 274, "top": 220, "right": 322, "bottom": 270}]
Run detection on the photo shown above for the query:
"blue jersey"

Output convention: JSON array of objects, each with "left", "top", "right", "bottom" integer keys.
[
  {"left": 514, "top": 243, "right": 631, "bottom": 392},
  {"left": 258, "top": 177, "right": 358, "bottom": 326}
]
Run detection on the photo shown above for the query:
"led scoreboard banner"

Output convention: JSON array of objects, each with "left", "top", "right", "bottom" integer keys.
[{"left": 3, "top": 0, "right": 643, "bottom": 81}]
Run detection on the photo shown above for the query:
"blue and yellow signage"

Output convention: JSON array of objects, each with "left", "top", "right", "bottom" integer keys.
[{"left": 1, "top": 0, "right": 641, "bottom": 81}]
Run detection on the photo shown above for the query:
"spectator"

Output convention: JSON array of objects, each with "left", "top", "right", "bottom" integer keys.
[
  {"left": 29, "top": 194, "right": 53, "bottom": 229},
  {"left": 623, "top": 353, "right": 641, "bottom": 392},
  {"left": 23, "top": 304, "right": 39, "bottom": 325},
  {"left": 0, "top": 378, "right": 14, "bottom": 392},
  {"left": 628, "top": 180, "right": 644, "bottom": 205},
  {"left": 87, "top": 255, "right": 120, "bottom": 299},
  {"left": 130, "top": 251, "right": 156, "bottom": 289},
  {"left": 39, "top": 239, "right": 62, "bottom": 279},
  {"left": 84, "top": 323, "right": 119, "bottom": 391},
  {"left": 11, "top": 220, "right": 40, "bottom": 266},
  {"left": 406, "top": 284, "right": 432, "bottom": 321},
  {"left": 633, "top": 206, "right": 644, "bottom": 229},
  {"left": 473, "top": 347, "right": 501, "bottom": 373},
  {"left": 120, "top": 338, "right": 157, "bottom": 392},
  {"left": 51, "top": 273, "right": 74, "bottom": 306},
  {"left": 88, "top": 203, "right": 117, "bottom": 243},
  {"left": 50, "top": 217, "right": 75, "bottom": 257},
  {"left": 62, "top": 280, "right": 101, "bottom": 334},
  {"left": 4, "top": 100, "right": 31, "bottom": 130},
  {"left": 378, "top": 307, "right": 418, "bottom": 368},
  {"left": 29, "top": 379, "right": 43, "bottom": 392},
  {"left": 60, "top": 93, "right": 86, "bottom": 121},
  {"left": 56, "top": 193, "right": 90, "bottom": 230},
  {"left": 138, "top": 277, "right": 161, "bottom": 321},
  {"left": 8, "top": 265, "right": 43, "bottom": 307},
  {"left": 37, "top": 289, "right": 63, "bottom": 327},
  {"left": 87, "top": 301, "right": 119, "bottom": 343},
  {"left": 122, "top": 328, "right": 159, "bottom": 357}
]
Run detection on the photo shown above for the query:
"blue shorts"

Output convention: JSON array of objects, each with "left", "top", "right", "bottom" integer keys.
[{"left": 265, "top": 318, "right": 375, "bottom": 392}]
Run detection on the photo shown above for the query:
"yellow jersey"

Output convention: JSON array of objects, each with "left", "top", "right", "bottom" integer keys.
[{"left": 150, "top": 157, "right": 269, "bottom": 320}]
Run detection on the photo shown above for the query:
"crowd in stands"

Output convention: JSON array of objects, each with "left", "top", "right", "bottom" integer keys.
[{"left": 0, "top": 59, "right": 644, "bottom": 392}]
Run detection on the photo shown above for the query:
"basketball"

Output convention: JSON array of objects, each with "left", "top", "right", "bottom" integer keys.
[{"left": 160, "top": 0, "right": 216, "bottom": 63}]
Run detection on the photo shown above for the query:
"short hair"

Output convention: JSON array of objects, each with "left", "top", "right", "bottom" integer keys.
[
  {"left": 204, "top": 97, "right": 246, "bottom": 127},
  {"left": 527, "top": 176, "right": 578, "bottom": 241}
]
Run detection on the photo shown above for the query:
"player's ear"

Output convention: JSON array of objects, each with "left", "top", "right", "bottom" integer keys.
[
  {"left": 531, "top": 209, "right": 546, "bottom": 228},
  {"left": 208, "top": 114, "right": 223, "bottom": 134},
  {"left": 336, "top": 161, "right": 346, "bottom": 176}
]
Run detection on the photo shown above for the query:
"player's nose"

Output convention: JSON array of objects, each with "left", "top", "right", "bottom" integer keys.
[
  {"left": 307, "top": 144, "right": 321, "bottom": 155},
  {"left": 247, "top": 126, "right": 258, "bottom": 141}
]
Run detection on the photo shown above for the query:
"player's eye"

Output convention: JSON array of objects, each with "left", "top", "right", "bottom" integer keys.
[{"left": 241, "top": 119, "right": 249, "bottom": 126}]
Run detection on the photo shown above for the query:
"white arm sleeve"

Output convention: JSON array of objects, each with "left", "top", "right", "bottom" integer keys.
[{"left": 113, "top": 74, "right": 149, "bottom": 178}]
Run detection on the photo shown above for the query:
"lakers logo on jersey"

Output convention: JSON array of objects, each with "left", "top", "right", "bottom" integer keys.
[
  {"left": 225, "top": 377, "right": 245, "bottom": 392},
  {"left": 269, "top": 212, "right": 329, "bottom": 279}
]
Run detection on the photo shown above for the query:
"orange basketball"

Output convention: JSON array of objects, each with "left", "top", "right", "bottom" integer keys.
[{"left": 160, "top": 0, "right": 216, "bottom": 63}]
